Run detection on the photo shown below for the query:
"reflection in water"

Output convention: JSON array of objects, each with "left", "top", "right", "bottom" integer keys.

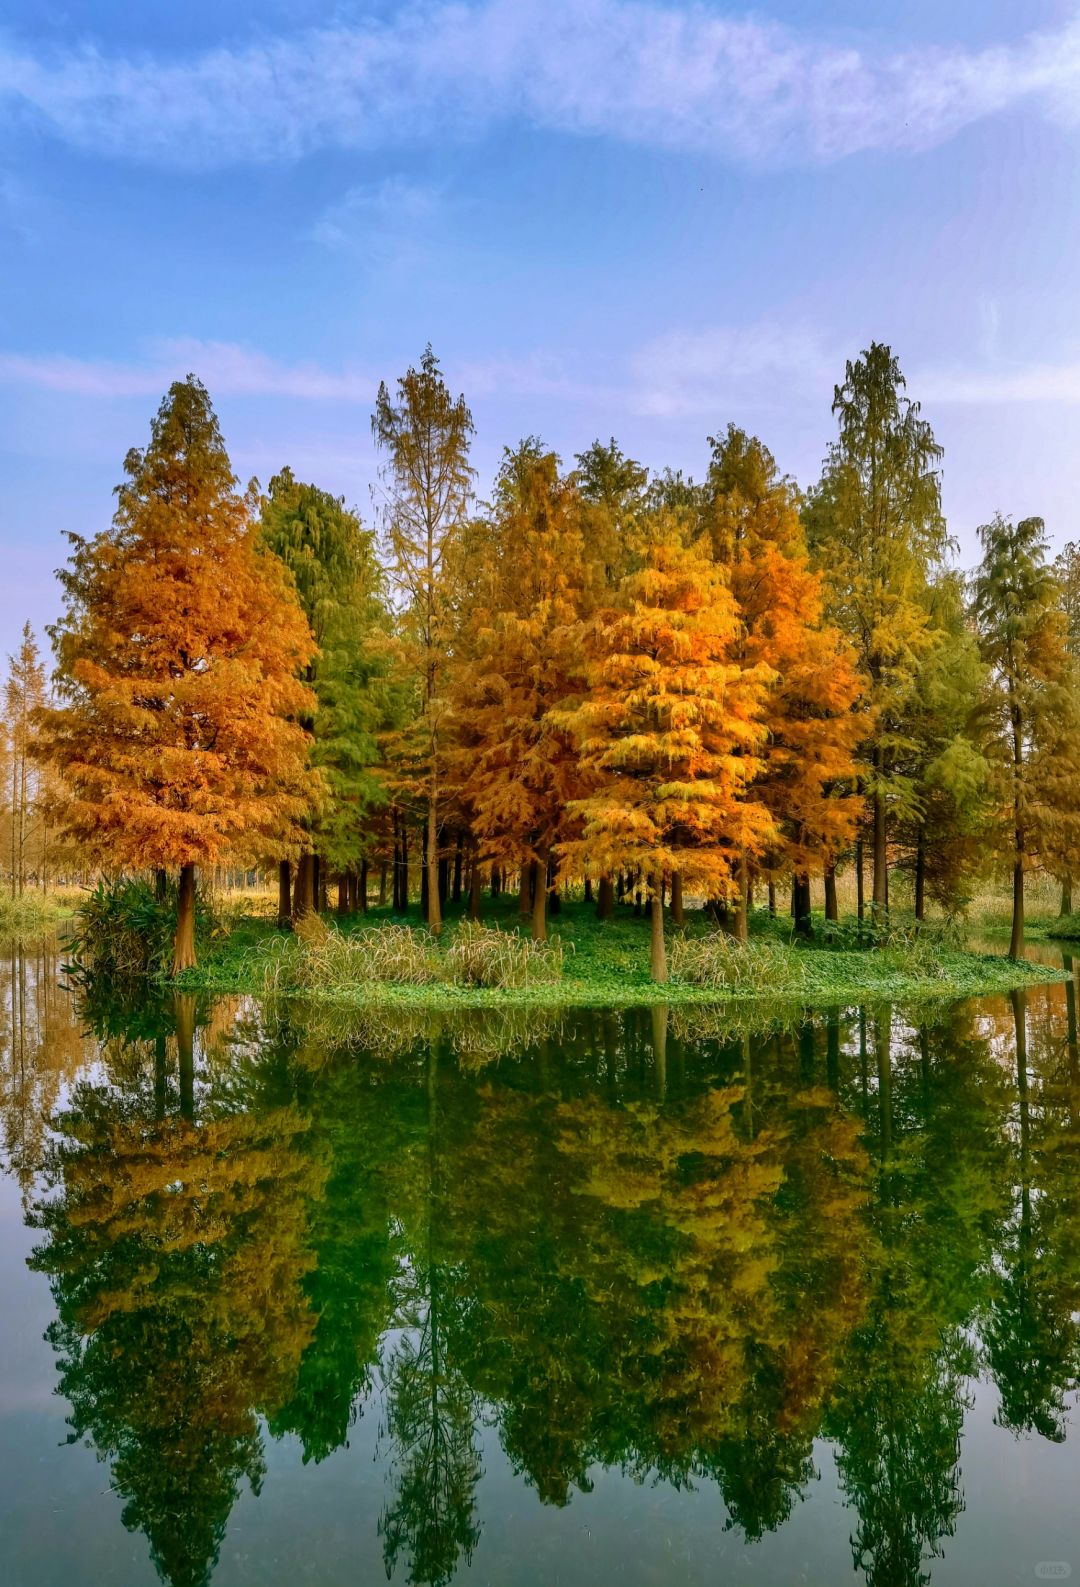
[{"left": 8, "top": 948, "right": 1080, "bottom": 1586}]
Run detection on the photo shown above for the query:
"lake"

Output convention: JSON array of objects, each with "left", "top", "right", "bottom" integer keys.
[{"left": 2, "top": 938, "right": 1080, "bottom": 1587}]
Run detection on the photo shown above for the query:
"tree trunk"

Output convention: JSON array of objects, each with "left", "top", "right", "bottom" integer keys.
[
  {"left": 768, "top": 880, "right": 776, "bottom": 917},
  {"left": 518, "top": 862, "right": 533, "bottom": 917},
  {"left": 1009, "top": 697, "right": 1025, "bottom": 961},
  {"left": 155, "top": 867, "right": 168, "bottom": 903},
  {"left": 337, "top": 875, "right": 349, "bottom": 915},
  {"left": 360, "top": 859, "right": 369, "bottom": 912},
  {"left": 378, "top": 861, "right": 388, "bottom": 908},
  {"left": 1010, "top": 857, "right": 1025, "bottom": 960},
  {"left": 292, "top": 853, "right": 315, "bottom": 923},
  {"left": 277, "top": 860, "right": 291, "bottom": 928},
  {"left": 649, "top": 882, "right": 668, "bottom": 984},
  {"left": 1061, "top": 877, "right": 1073, "bottom": 918},
  {"left": 426, "top": 795, "right": 442, "bottom": 936},
  {"left": 597, "top": 875, "right": 614, "bottom": 921},
  {"left": 312, "top": 854, "right": 321, "bottom": 913},
  {"left": 872, "top": 749, "right": 887, "bottom": 916},
  {"left": 532, "top": 849, "right": 548, "bottom": 941},
  {"left": 491, "top": 866, "right": 501, "bottom": 898},
  {"left": 583, "top": 877, "right": 593, "bottom": 904},
  {"left": 824, "top": 864, "right": 838, "bottom": 923},
  {"left": 172, "top": 863, "right": 197, "bottom": 975},
  {"left": 469, "top": 855, "right": 482, "bottom": 920},
  {"left": 670, "top": 871, "right": 684, "bottom": 927},
  {"left": 732, "top": 856, "right": 749, "bottom": 942},
  {"left": 792, "top": 875, "right": 813, "bottom": 939},
  {"left": 855, "top": 838, "right": 865, "bottom": 922},
  {"left": 914, "top": 831, "right": 926, "bottom": 922},
  {"left": 452, "top": 832, "right": 463, "bottom": 903}
]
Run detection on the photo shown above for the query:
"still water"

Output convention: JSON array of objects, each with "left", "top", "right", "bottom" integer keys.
[{"left": 2, "top": 941, "right": 1080, "bottom": 1587}]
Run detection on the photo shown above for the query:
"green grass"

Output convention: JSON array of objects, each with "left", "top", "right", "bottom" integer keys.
[
  {"left": 0, "top": 888, "right": 75, "bottom": 941},
  {"left": 171, "top": 894, "right": 1064, "bottom": 1011}
]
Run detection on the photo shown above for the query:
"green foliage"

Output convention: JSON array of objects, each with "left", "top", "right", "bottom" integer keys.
[{"left": 69, "top": 876, "right": 221, "bottom": 982}]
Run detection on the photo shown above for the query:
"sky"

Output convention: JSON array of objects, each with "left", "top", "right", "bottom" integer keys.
[{"left": 2, "top": 0, "right": 1080, "bottom": 660}]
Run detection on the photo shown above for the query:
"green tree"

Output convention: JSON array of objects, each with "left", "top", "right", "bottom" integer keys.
[
  {"left": 971, "top": 514, "right": 1080, "bottom": 957},
  {"left": 372, "top": 348, "right": 475, "bottom": 937},
  {"left": 3, "top": 623, "right": 47, "bottom": 895},
  {"left": 260, "top": 468, "right": 389, "bottom": 919},
  {"left": 805, "top": 343, "right": 949, "bottom": 917}
]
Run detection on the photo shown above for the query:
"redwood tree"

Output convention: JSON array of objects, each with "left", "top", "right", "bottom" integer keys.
[{"left": 38, "top": 378, "right": 319, "bottom": 972}]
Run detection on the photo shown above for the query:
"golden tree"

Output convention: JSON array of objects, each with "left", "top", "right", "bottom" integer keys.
[
  {"left": 702, "top": 426, "right": 863, "bottom": 933},
  {"left": 37, "top": 378, "right": 319, "bottom": 972},
  {"left": 452, "top": 442, "right": 587, "bottom": 939},
  {"left": 559, "top": 513, "right": 774, "bottom": 981}
]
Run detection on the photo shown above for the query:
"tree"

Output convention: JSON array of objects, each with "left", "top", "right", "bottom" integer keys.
[
  {"left": 971, "top": 514, "right": 1080, "bottom": 958},
  {"left": 453, "top": 442, "right": 586, "bottom": 940},
  {"left": 3, "top": 623, "right": 47, "bottom": 895},
  {"left": 559, "top": 513, "right": 774, "bottom": 981},
  {"left": 372, "top": 348, "right": 475, "bottom": 937},
  {"left": 892, "top": 574, "right": 989, "bottom": 918},
  {"left": 36, "top": 378, "right": 319, "bottom": 972},
  {"left": 805, "top": 344, "right": 949, "bottom": 917},
  {"left": 700, "top": 426, "right": 863, "bottom": 934},
  {"left": 1052, "top": 539, "right": 1080, "bottom": 912},
  {"left": 260, "top": 468, "right": 389, "bottom": 920}
]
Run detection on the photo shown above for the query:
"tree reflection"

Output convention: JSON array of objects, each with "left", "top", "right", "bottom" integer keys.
[
  {"left": 14, "top": 986, "right": 1080, "bottom": 1587},
  {"left": 29, "top": 992, "right": 324, "bottom": 1587}
]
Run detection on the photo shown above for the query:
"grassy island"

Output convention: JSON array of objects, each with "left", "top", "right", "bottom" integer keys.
[{"left": 158, "top": 896, "right": 1065, "bottom": 1012}]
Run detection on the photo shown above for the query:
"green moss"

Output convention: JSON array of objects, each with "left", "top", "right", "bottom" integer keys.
[{"left": 172, "top": 896, "right": 1064, "bottom": 1011}]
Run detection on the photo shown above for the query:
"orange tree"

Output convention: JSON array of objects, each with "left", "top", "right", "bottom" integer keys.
[
  {"left": 702, "top": 427, "right": 863, "bottom": 931},
  {"left": 37, "top": 378, "right": 319, "bottom": 972},
  {"left": 558, "top": 511, "right": 774, "bottom": 981},
  {"left": 452, "top": 441, "right": 588, "bottom": 939}
]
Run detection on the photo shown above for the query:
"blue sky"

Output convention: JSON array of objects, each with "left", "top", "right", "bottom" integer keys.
[{"left": 2, "top": 0, "right": 1080, "bottom": 659}]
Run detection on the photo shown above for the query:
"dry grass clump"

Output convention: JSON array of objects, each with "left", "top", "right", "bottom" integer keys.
[
  {"left": 294, "top": 918, "right": 444, "bottom": 989},
  {"left": 444, "top": 920, "right": 563, "bottom": 988},
  {"left": 670, "top": 931, "right": 806, "bottom": 993}
]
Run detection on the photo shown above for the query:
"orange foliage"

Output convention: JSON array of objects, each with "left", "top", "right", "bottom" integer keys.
[{"left": 37, "top": 379, "right": 320, "bottom": 872}]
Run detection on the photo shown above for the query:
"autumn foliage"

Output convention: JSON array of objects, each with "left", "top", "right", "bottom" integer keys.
[
  {"left": 37, "top": 379, "right": 319, "bottom": 971},
  {"left": 30, "top": 339, "right": 1080, "bottom": 982}
]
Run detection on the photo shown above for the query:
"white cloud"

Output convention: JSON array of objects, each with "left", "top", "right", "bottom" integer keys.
[
  {"left": 629, "top": 321, "right": 832, "bottom": 417},
  {"left": 0, "top": 338, "right": 376, "bottom": 401},
  {"left": 1, "top": 1, "right": 1079, "bottom": 169},
  {"left": 311, "top": 176, "right": 443, "bottom": 266},
  {"left": 919, "top": 357, "right": 1080, "bottom": 406}
]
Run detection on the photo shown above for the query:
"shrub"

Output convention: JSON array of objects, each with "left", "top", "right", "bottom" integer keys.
[
  {"left": 444, "top": 920, "right": 563, "bottom": 989},
  {"left": 68, "top": 875, "right": 223, "bottom": 981},
  {"left": 68, "top": 877, "right": 175, "bottom": 979}
]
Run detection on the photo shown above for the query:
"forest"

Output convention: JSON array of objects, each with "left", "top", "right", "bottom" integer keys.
[{"left": 5, "top": 340, "right": 1080, "bottom": 988}]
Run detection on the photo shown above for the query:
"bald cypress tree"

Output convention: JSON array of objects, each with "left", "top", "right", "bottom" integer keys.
[
  {"left": 971, "top": 514, "right": 1080, "bottom": 959},
  {"left": 38, "top": 379, "right": 319, "bottom": 972},
  {"left": 805, "top": 344, "right": 948, "bottom": 919}
]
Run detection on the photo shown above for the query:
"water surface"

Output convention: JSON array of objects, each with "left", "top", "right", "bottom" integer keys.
[{"left": 2, "top": 939, "right": 1080, "bottom": 1586}]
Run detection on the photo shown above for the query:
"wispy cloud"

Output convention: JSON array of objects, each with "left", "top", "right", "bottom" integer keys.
[
  {"left": 311, "top": 176, "right": 444, "bottom": 267},
  {"left": 0, "top": 338, "right": 376, "bottom": 401},
  {"left": 2, "top": 1, "right": 1079, "bottom": 169},
  {"left": 629, "top": 321, "right": 832, "bottom": 417},
  {"left": 920, "top": 357, "right": 1080, "bottom": 406}
]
